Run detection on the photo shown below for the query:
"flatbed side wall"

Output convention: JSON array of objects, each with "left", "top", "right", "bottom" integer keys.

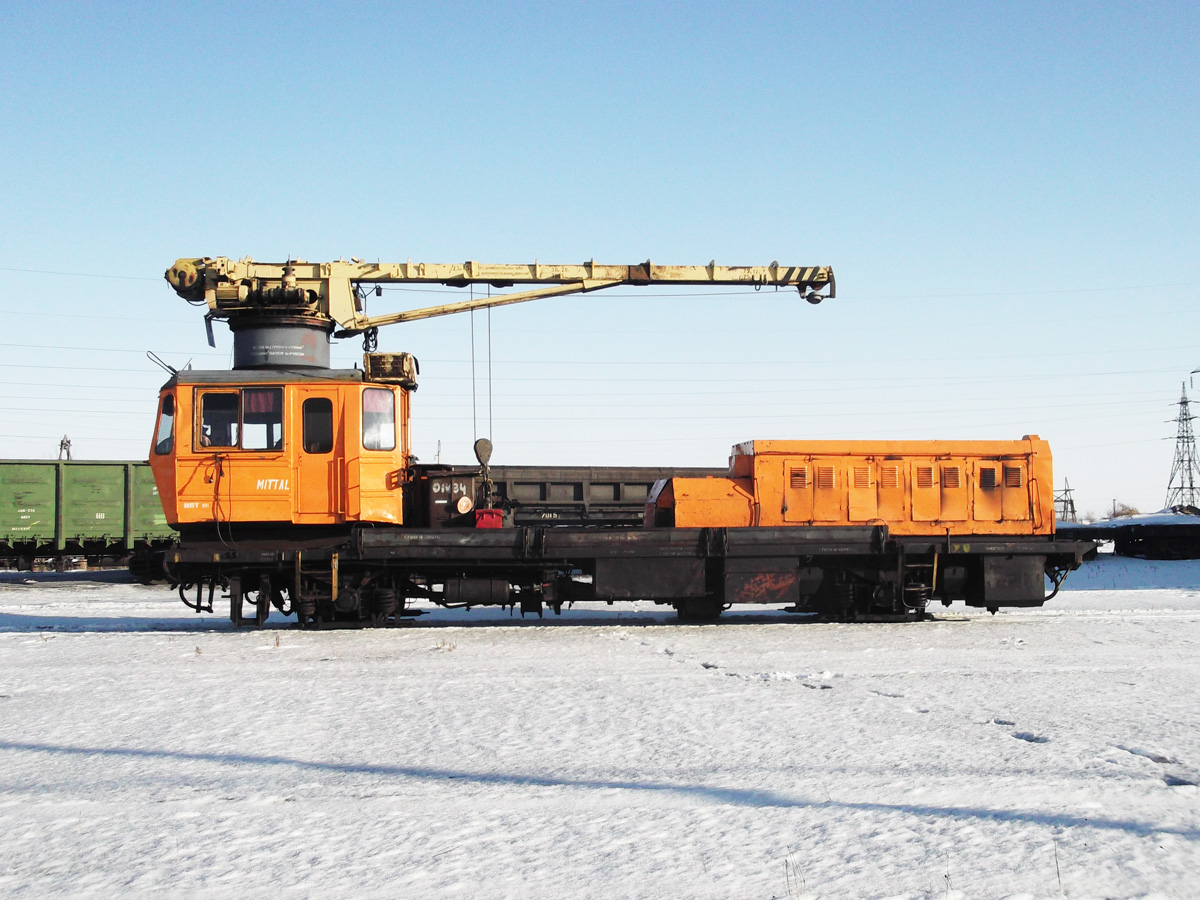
[{"left": 490, "top": 465, "right": 724, "bottom": 523}]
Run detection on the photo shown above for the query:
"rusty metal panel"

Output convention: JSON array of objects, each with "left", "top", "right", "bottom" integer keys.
[
  {"left": 724, "top": 558, "right": 801, "bottom": 605},
  {"left": 593, "top": 557, "right": 706, "bottom": 599},
  {"left": 362, "top": 352, "right": 418, "bottom": 389}
]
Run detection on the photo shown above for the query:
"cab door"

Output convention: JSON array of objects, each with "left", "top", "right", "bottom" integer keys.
[{"left": 294, "top": 388, "right": 343, "bottom": 522}]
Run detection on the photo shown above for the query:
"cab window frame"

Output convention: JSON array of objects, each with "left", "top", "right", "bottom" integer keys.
[
  {"left": 362, "top": 388, "right": 396, "bottom": 452},
  {"left": 242, "top": 387, "right": 285, "bottom": 451},
  {"left": 154, "top": 393, "right": 175, "bottom": 455},
  {"left": 302, "top": 396, "right": 334, "bottom": 455},
  {"left": 193, "top": 387, "right": 285, "bottom": 452}
]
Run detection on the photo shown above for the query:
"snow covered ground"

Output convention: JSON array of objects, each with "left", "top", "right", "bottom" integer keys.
[{"left": 1, "top": 557, "right": 1197, "bottom": 899}]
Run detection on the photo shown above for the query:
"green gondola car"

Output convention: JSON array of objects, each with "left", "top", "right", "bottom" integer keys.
[{"left": 0, "top": 460, "right": 175, "bottom": 580}]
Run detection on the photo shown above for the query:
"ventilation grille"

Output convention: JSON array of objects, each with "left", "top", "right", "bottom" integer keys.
[
  {"left": 942, "top": 465, "right": 962, "bottom": 489},
  {"left": 789, "top": 466, "right": 809, "bottom": 489},
  {"left": 980, "top": 467, "right": 998, "bottom": 490},
  {"left": 916, "top": 466, "right": 934, "bottom": 489},
  {"left": 880, "top": 466, "right": 900, "bottom": 489},
  {"left": 853, "top": 466, "right": 871, "bottom": 489},
  {"left": 1004, "top": 465, "right": 1023, "bottom": 488},
  {"left": 816, "top": 466, "right": 836, "bottom": 490}
]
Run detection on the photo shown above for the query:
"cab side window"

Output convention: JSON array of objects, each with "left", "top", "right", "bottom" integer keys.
[
  {"left": 243, "top": 388, "right": 284, "bottom": 450},
  {"left": 362, "top": 388, "right": 395, "bottom": 451},
  {"left": 154, "top": 394, "right": 175, "bottom": 455},
  {"left": 303, "top": 397, "right": 334, "bottom": 454},
  {"left": 199, "top": 392, "right": 239, "bottom": 448}
]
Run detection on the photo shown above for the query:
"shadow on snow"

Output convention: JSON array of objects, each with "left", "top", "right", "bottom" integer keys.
[{"left": 1, "top": 739, "right": 1195, "bottom": 839}]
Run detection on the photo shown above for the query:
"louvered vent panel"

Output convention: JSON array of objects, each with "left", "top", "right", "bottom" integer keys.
[
  {"left": 1004, "top": 465, "right": 1023, "bottom": 488},
  {"left": 943, "top": 466, "right": 962, "bottom": 489},
  {"left": 880, "top": 466, "right": 900, "bottom": 489},
  {"left": 980, "top": 467, "right": 998, "bottom": 490},
  {"left": 917, "top": 466, "right": 934, "bottom": 489},
  {"left": 789, "top": 467, "right": 809, "bottom": 489},
  {"left": 816, "top": 466, "right": 836, "bottom": 490},
  {"left": 853, "top": 466, "right": 871, "bottom": 489}
]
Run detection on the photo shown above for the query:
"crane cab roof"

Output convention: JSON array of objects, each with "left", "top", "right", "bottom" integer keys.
[{"left": 159, "top": 367, "right": 368, "bottom": 390}]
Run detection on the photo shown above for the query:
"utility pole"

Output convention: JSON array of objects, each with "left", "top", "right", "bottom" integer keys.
[{"left": 1165, "top": 382, "right": 1200, "bottom": 509}]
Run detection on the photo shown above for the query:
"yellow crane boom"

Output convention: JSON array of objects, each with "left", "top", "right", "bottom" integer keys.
[{"left": 165, "top": 256, "right": 835, "bottom": 336}]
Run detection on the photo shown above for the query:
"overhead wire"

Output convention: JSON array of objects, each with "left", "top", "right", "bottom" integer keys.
[
  {"left": 470, "top": 285, "right": 477, "bottom": 441},
  {"left": 488, "top": 285, "right": 493, "bottom": 441}
]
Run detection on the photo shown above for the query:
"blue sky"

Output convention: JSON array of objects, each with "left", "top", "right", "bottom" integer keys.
[{"left": 1, "top": 1, "right": 1196, "bottom": 516}]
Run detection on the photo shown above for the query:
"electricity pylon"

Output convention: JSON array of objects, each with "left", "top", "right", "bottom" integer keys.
[
  {"left": 1054, "top": 479, "right": 1078, "bottom": 523},
  {"left": 1165, "top": 382, "right": 1200, "bottom": 508}
]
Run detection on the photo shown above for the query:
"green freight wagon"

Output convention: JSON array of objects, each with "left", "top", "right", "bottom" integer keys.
[{"left": 0, "top": 460, "right": 176, "bottom": 577}]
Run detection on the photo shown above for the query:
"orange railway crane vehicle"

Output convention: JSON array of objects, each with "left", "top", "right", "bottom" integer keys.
[
  {"left": 154, "top": 257, "right": 833, "bottom": 530},
  {"left": 152, "top": 256, "right": 1090, "bottom": 627}
]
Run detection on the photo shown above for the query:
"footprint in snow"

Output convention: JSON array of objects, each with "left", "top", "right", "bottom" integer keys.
[
  {"left": 1117, "top": 745, "right": 1178, "bottom": 765},
  {"left": 691, "top": 664, "right": 830, "bottom": 688},
  {"left": 1116, "top": 746, "right": 1197, "bottom": 786},
  {"left": 1012, "top": 731, "right": 1049, "bottom": 744}
]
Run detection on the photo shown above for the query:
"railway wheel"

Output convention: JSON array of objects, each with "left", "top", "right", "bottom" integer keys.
[{"left": 372, "top": 587, "right": 399, "bottom": 627}]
